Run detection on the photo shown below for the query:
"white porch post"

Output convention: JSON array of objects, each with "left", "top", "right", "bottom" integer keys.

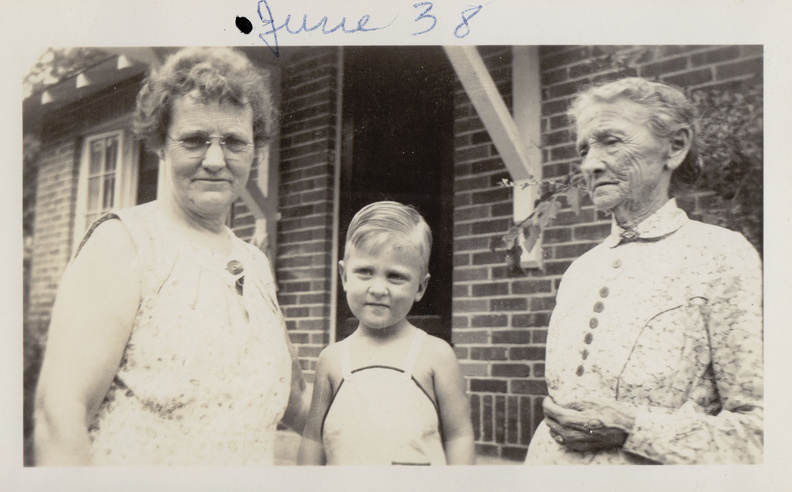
[{"left": 443, "top": 46, "right": 543, "bottom": 267}]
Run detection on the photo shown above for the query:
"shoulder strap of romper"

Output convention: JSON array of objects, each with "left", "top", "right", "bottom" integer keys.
[
  {"left": 401, "top": 329, "right": 427, "bottom": 379},
  {"left": 340, "top": 336, "right": 354, "bottom": 380}
]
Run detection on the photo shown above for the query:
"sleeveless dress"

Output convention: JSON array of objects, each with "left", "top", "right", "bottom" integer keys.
[
  {"left": 84, "top": 202, "right": 294, "bottom": 465},
  {"left": 321, "top": 330, "right": 447, "bottom": 465}
]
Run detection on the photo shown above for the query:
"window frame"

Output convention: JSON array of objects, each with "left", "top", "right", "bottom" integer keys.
[{"left": 72, "top": 127, "right": 140, "bottom": 250}]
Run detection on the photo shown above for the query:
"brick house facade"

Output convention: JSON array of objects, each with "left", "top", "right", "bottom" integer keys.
[{"left": 24, "top": 45, "right": 762, "bottom": 462}]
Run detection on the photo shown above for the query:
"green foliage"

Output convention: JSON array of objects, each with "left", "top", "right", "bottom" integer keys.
[
  {"left": 691, "top": 83, "right": 763, "bottom": 256},
  {"left": 23, "top": 135, "right": 40, "bottom": 241},
  {"left": 496, "top": 172, "right": 586, "bottom": 271},
  {"left": 24, "top": 47, "right": 109, "bottom": 98},
  {"left": 23, "top": 134, "right": 41, "bottom": 465}
]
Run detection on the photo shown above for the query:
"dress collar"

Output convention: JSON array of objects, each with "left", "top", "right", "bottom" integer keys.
[{"left": 603, "top": 199, "right": 689, "bottom": 248}]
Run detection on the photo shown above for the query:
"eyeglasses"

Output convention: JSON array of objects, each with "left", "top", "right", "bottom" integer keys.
[{"left": 167, "top": 134, "right": 253, "bottom": 158}]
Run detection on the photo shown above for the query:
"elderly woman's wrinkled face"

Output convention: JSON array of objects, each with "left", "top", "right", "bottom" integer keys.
[
  {"left": 575, "top": 98, "right": 674, "bottom": 221},
  {"left": 163, "top": 93, "right": 255, "bottom": 220}
]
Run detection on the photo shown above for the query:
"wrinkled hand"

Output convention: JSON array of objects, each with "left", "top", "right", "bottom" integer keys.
[{"left": 542, "top": 397, "right": 635, "bottom": 453}]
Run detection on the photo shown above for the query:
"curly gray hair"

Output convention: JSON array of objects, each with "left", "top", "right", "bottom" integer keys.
[
  {"left": 133, "top": 47, "right": 277, "bottom": 152},
  {"left": 569, "top": 77, "right": 701, "bottom": 195}
]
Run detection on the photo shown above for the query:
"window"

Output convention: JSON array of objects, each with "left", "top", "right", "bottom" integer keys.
[
  {"left": 85, "top": 134, "right": 119, "bottom": 224},
  {"left": 73, "top": 129, "right": 140, "bottom": 246}
]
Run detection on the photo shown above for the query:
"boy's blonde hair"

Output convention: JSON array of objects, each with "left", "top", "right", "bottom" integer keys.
[{"left": 344, "top": 201, "right": 432, "bottom": 276}]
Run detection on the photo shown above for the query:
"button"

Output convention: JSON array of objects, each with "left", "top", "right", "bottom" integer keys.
[
  {"left": 599, "top": 287, "right": 609, "bottom": 298},
  {"left": 612, "top": 258, "right": 622, "bottom": 268},
  {"left": 576, "top": 365, "right": 585, "bottom": 376},
  {"left": 589, "top": 318, "right": 598, "bottom": 329},
  {"left": 593, "top": 302, "right": 604, "bottom": 313},
  {"left": 581, "top": 349, "right": 589, "bottom": 360},
  {"left": 584, "top": 332, "right": 593, "bottom": 344},
  {"left": 226, "top": 260, "right": 244, "bottom": 276}
]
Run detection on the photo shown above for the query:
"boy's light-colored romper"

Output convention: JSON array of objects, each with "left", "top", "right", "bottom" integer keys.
[{"left": 321, "top": 329, "right": 447, "bottom": 465}]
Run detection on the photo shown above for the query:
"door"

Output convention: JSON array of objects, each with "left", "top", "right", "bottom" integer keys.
[{"left": 336, "top": 46, "right": 455, "bottom": 343}]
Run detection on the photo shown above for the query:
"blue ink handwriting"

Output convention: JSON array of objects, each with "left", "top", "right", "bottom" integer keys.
[
  {"left": 454, "top": 5, "right": 483, "bottom": 38},
  {"left": 412, "top": 2, "right": 437, "bottom": 36},
  {"left": 237, "top": 1, "right": 487, "bottom": 57},
  {"left": 255, "top": 0, "right": 394, "bottom": 57}
]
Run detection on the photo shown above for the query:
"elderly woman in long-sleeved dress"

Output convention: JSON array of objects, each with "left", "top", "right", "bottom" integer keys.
[{"left": 526, "top": 77, "right": 762, "bottom": 465}]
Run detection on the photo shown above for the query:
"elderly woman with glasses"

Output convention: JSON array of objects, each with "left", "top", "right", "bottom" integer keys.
[
  {"left": 526, "top": 77, "right": 763, "bottom": 465},
  {"left": 34, "top": 47, "right": 309, "bottom": 465}
]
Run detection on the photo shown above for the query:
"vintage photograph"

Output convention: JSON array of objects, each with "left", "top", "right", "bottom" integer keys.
[
  {"left": 6, "top": 0, "right": 790, "bottom": 490},
  {"left": 22, "top": 44, "right": 763, "bottom": 466}
]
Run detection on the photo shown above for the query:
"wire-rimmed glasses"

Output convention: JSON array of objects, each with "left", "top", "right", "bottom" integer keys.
[{"left": 167, "top": 134, "right": 253, "bottom": 159}]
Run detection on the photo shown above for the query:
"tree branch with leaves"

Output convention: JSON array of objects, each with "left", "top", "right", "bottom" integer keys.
[{"left": 496, "top": 171, "right": 587, "bottom": 271}]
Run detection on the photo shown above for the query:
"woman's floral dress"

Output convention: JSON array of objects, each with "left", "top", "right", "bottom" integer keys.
[
  {"left": 526, "top": 199, "right": 763, "bottom": 464},
  {"left": 85, "top": 202, "right": 295, "bottom": 465}
]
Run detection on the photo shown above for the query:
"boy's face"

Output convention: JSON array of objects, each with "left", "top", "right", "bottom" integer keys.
[{"left": 339, "top": 242, "right": 429, "bottom": 332}]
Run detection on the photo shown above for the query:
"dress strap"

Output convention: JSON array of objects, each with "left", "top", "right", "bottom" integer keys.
[
  {"left": 73, "top": 212, "right": 120, "bottom": 260},
  {"left": 340, "top": 336, "right": 354, "bottom": 380},
  {"left": 402, "top": 329, "right": 427, "bottom": 378}
]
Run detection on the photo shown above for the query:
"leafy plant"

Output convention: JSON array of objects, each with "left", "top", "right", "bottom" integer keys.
[
  {"left": 24, "top": 47, "right": 109, "bottom": 98},
  {"left": 691, "top": 82, "right": 763, "bottom": 256},
  {"left": 496, "top": 171, "right": 587, "bottom": 270}
]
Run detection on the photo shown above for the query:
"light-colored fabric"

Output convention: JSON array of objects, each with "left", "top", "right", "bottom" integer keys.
[
  {"left": 322, "top": 329, "right": 447, "bottom": 465},
  {"left": 86, "top": 201, "right": 293, "bottom": 465},
  {"left": 527, "top": 199, "right": 763, "bottom": 464}
]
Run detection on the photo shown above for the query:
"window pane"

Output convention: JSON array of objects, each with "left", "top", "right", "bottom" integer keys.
[
  {"left": 80, "top": 132, "right": 129, "bottom": 240},
  {"left": 90, "top": 140, "right": 104, "bottom": 175},
  {"left": 105, "top": 137, "right": 118, "bottom": 173},
  {"left": 103, "top": 175, "right": 115, "bottom": 210},
  {"left": 87, "top": 177, "right": 101, "bottom": 212}
]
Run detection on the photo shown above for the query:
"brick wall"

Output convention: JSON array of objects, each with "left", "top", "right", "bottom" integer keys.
[
  {"left": 27, "top": 135, "right": 79, "bottom": 343},
  {"left": 275, "top": 47, "right": 340, "bottom": 380},
  {"left": 451, "top": 45, "right": 762, "bottom": 461},
  {"left": 26, "top": 79, "right": 140, "bottom": 346},
  {"left": 452, "top": 46, "right": 545, "bottom": 462}
]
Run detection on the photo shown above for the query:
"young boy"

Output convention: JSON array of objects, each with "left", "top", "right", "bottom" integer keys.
[{"left": 297, "top": 201, "right": 475, "bottom": 465}]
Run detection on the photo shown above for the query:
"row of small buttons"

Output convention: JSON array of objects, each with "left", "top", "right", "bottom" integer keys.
[{"left": 577, "top": 278, "right": 615, "bottom": 376}]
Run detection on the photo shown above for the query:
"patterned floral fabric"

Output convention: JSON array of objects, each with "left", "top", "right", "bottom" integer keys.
[
  {"left": 526, "top": 199, "right": 763, "bottom": 464},
  {"left": 86, "top": 202, "right": 294, "bottom": 465}
]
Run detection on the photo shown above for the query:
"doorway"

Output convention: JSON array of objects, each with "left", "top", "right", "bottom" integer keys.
[{"left": 336, "top": 46, "right": 455, "bottom": 343}]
